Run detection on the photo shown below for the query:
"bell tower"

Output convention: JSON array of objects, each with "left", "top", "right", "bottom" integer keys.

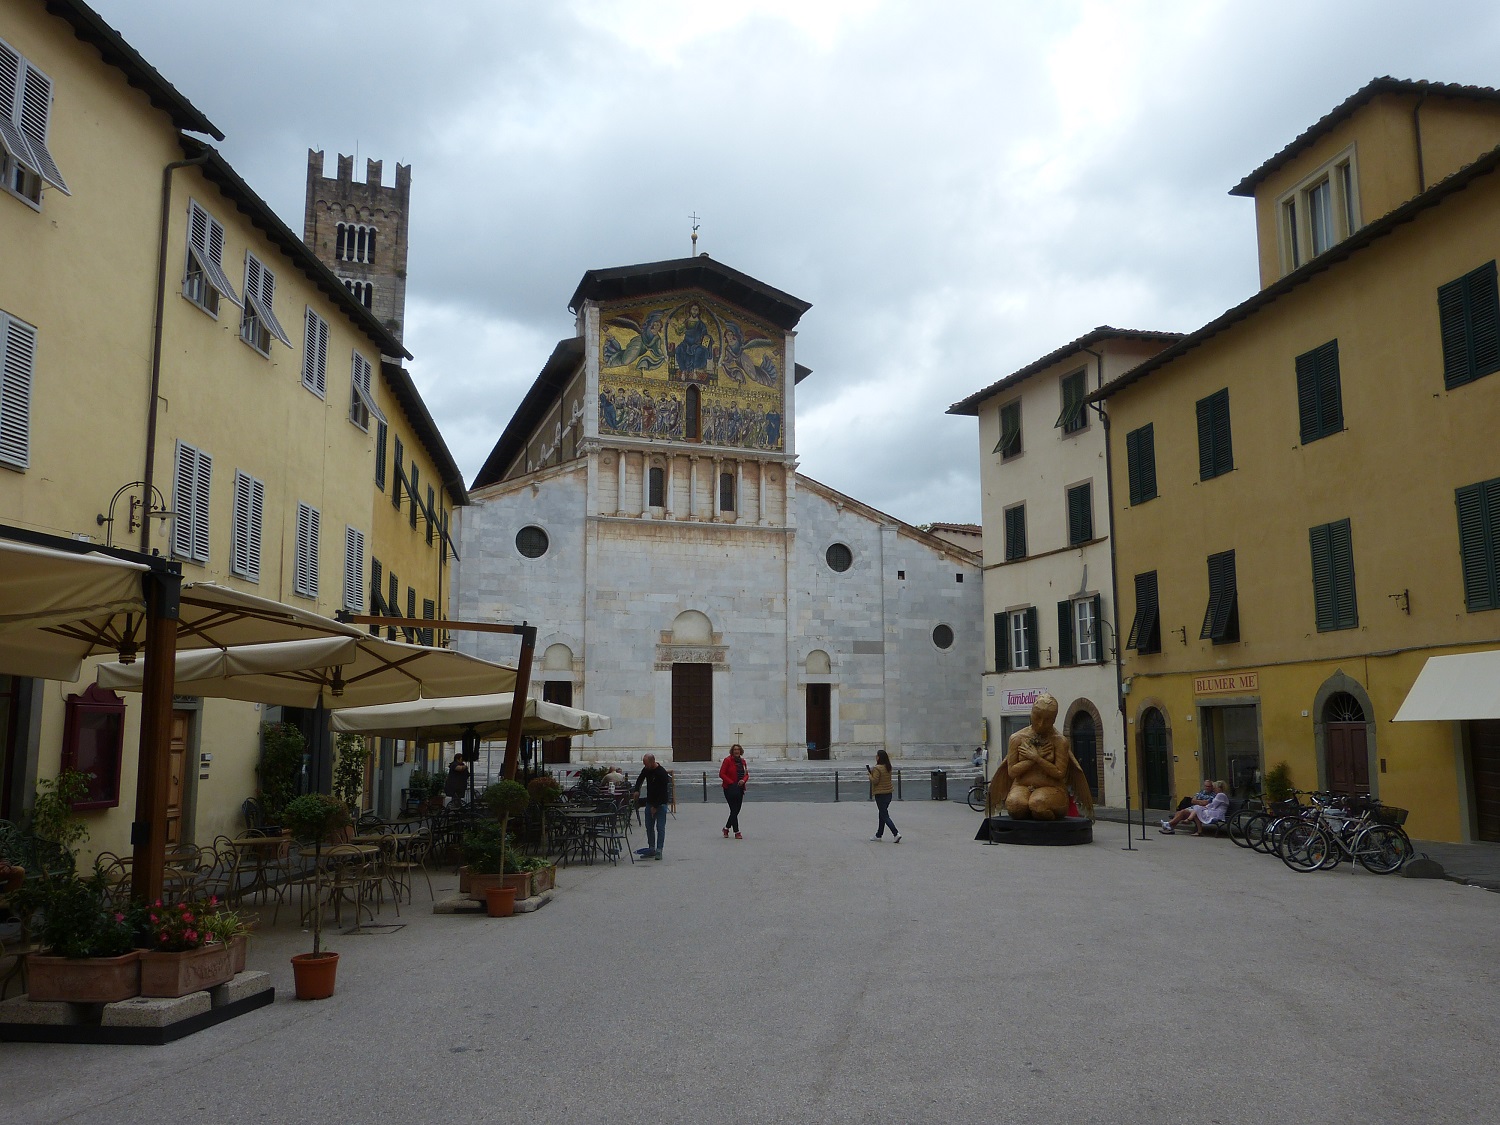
[{"left": 303, "top": 150, "right": 411, "bottom": 352}]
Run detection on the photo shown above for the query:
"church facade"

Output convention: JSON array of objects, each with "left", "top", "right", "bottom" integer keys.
[{"left": 453, "top": 256, "right": 981, "bottom": 763}]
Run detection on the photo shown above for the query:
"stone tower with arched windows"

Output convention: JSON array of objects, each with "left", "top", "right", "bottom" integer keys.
[{"left": 302, "top": 150, "right": 411, "bottom": 349}]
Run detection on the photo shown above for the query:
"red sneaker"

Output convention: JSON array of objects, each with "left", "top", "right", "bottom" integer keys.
[
  {"left": 722, "top": 828, "right": 729, "bottom": 838},
  {"left": 734, "top": 832, "right": 743, "bottom": 840}
]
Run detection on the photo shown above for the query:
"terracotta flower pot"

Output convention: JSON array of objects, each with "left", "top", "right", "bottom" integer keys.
[
  {"left": 485, "top": 885, "right": 517, "bottom": 917},
  {"left": 140, "top": 943, "right": 235, "bottom": 997},
  {"left": 26, "top": 950, "right": 141, "bottom": 1004},
  {"left": 291, "top": 951, "right": 339, "bottom": 1000}
]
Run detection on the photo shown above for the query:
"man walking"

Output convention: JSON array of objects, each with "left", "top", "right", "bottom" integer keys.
[{"left": 632, "top": 753, "right": 672, "bottom": 860}]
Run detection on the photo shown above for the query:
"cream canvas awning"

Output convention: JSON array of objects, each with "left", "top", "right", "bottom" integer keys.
[
  {"left": 1392, "top": 650, "right": 1500, "bottom": 722},
  {"left": 97, "top": 635, "right": 516, "bottom": 709},
  {"left": 329, "top": 692, "right": 610, "bottom": 741}
]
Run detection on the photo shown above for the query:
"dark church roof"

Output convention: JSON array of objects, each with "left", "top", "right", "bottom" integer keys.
[
  {"left": 569, "top": 255, "right": 812, "bottom": 331},
  {"left": 471, "top": 338, "right": 586, "bottom": 491}
]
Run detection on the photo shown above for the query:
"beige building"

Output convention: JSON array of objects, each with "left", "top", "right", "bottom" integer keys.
[{"left": 1, "top": 1, "right": 408, "bottom": 859}]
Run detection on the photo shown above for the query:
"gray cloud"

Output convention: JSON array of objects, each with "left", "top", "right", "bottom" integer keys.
[{"left": 89, "top": 0, "right": 1500, "bottom": 524}]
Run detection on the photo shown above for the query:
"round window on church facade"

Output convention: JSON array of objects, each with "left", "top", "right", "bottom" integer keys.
[
  {"left": 826, "top": 543, "right": 853, "bottom": 573},
  {"left": 516, "top": 526, "right": 549, "bottom": 558},
  {"left": 932, "top": 624, "right": 954, "bottom": 650}
]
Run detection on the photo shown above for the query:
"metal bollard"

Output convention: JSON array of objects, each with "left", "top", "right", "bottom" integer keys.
[
  {"left": 897, "top": 768, "right": 903, "bottom": 801},
  {"left": 835, "top": 771, "right": 839, "bottom": 802},
  {"left": 702, "top": 772, "right": 707, "bottom": 802}
]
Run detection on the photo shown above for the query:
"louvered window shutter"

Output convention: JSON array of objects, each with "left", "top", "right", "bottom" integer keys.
[
  {"left": 190, "top": 450, "right": 211, "bottom": 563},
  {"left": 374, "top": 421, "right": 388, "bottom": 488},
  {"left": 1196, "top": 395, "right": 1215, "bottom": 479},
  {"left": 296, "top": 503, "right": 320, "bottom": 598},
  {"left": 1126, "top": 423, "right": 1156, "bottom": 505},
  {"left": 1438, "top": 276, "right": 1471, "bottom": 386},
  {"left": 302, "top": 311, "right": 328, "bottom": 395},
  {"left": 1310, "top": 522, "right": 1335, "bottom": 630},
  {"left": 1212, "top": 392, "right": 1232, "bottom": 476},
  {"left": 1023, "top": 607, "right": 1040, "bottom": 671},
  {"left": 344, "top": 527, "right": 365, "bottom": 611},
  {"left": 0, "top": 314, "right": 35, "bottom": 469},
  {"left": 1329, "top": 518, "right": 1356, "bottom": 629},
  {"left": 1456, "top": 481, "right": 1499, "bottom": 612},
  {"left": 172, "top": 442, "right": 195, "bottom": 558},
  {"left": 994, "top": 613, "right": 1009, "bottom": 673},
  {"left": 232, "top": 472, "right": 251, "bottom": 578},
  {"left": 1087, "top": 594, "right": 1103, "bottom": 661},
  {"left": 1467, "top": 262, "right": 1500, "bottom": 385},
  {"left": 16, "top": 61, "right": 67, "bottom": 193},
  {"left": 1296, "top": 350, "right": 1321, "bottom": 444},
  {"left": 388, "top": 572, "right": 399, "bottom": 638},
  {"left": 244, "top": 255, "right": 262, "bottom": 308},
  {"left": 1068, "top": 483, "right": 1092, "bottom": 545},
  {"left": 409, "top": 463, "right": 420, "bottom": 528},
  {"left": 247, "top": 475, "right": 264, "bottom": 580},
  {"left": 1057, "top": 601, "right": 1075, "bottom": 667},
  {"left": 422, "top": 599, "right": 435, "bottom": 646},
  {"left": 1317, "top": 343, "right": 1343, "bottom": 437},
  {"left": 0, "top": 44, "right": 39, "bottom": 176}
]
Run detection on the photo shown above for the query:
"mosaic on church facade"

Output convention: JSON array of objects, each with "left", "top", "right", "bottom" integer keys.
[{"left": 597, "top": 293, "right": 785, "bottom": 452}]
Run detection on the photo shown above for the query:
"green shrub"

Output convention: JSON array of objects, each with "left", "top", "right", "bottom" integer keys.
[
  {"left": 258, "top": 722, "right": 306, "bottom": 824},
  {"left": 333, "top": 733, "right": 366, "bottom": 820},
  {"left": 1264, "top": 761, "right": 1294, "bottom": 803}
]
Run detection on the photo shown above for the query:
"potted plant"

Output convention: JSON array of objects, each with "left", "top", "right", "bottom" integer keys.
[
  {"left": 10, "top": 871, "right": 143, "bottom": 1003},
  {"left": 459, "top": 821, "right": 511, "bottom": 909},
  {"left": 425, "top": 768, "right": 448, "bottom": 812},
  {"left": 199, "top": 903, "right": 253, "bottom": 974},
  {"left": 138, "top": 897, "right": 236, "bottom": 997},
  {"left": 282, "top": 792, "right": 352, "bottom": 999},
  {"left": 406, "top": 769, "right": 433, "bottom": 814},
  {"left": 27, "top": 768, "right": 92, "bottom": 865},
  {"left": 333, "top": 733, "right": 367, "bottom": 822},
  {"left": 1264, "top": 761, "right": 1294, "bottom": 805}
]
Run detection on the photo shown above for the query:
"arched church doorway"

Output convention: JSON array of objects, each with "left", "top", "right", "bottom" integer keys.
[
  {"left": 540, "top": 644, "right": 575, "bottom": 764},
  {"left": 1323, "top": 691, "right": 1369, "bottom": 797},
  {"left": 805, "top": 650, "right": 831, "bottom": 760},
  {"left": 671, "top": 612, "right": 714, "bottom": 762},
  {"left": 1140, "top": 707, "right": 1171, "bottom": 810}
]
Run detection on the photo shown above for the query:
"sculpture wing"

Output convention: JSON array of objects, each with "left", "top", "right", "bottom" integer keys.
[
  {"left": 1065, "top": 753, "right": 1096, "bottom": 821},
  {"left": 986, "top": 764, "right": 1013, "bottom": 818}
]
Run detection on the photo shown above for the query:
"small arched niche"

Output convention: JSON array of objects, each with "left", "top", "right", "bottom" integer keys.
[
  {"left": 806, "top": 649, "right": 831, "bottom": 675},
  {"left": 672, "top": 610, "right": 713, "bottom": 645},
  {"left": 542, "top": 643, "right": 574, "bottom": 672}
]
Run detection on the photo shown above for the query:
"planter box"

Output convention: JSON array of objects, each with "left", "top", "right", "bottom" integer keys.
[
  {"left": 229, "top": 934, "right": 249, "bottom": 975},
  {"left": 501, "top": 872, "right": 531, "bottom": 898},
  {"left": 528, "top": 864, "right": 556, "bottom": 894},
  {"left": 458, "top": 865, "right": 471, "bottom": 894},
  {"left": 139, "top": 944, "right": 235, "bottom": 998},
  {"left": 26, "top": 951, "right": 141, "bottom": 1004},
  {"left": 466, "top": 871, "right": 504, "bottom": 902}
]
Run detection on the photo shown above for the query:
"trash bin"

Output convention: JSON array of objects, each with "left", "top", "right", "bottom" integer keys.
[{"left": 930, "top": 769, "right": 948, "bottom": 801}]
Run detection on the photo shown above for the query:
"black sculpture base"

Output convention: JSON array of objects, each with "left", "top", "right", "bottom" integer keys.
[{"left": 975, "top": 815, "right": 1092, "bottom": 846}]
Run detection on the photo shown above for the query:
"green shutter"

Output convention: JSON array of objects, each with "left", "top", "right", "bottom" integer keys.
[
  {"left": 1005, "top": 506, "right": 1026, "bottom": 560},
  {"left": 1456, "top": 481, "right": 1500, "bottom": 611},
  {"left": 995, "top": 613, "right": 1009, "bottom": 672},
  {"left": 1196, "top": 396, "right": 1215, "bottom": 480},
  {"left": 1438, "top": 276, "right": 1471, "bottom": 387},
  {"left": 1057, "top": 601, "right": 1075, "bottom": 666},
  {"left": 1296, "top": 350, "right": 1322, "bottom": 444},
  {"left": 1126, "top": 424, "right": 1157, "bottom": 506},
  {"left": 1088, "top": 594, "right": 1103, "bottom": 662},
  {"left": 1202, "top": 550, "right": 1238, "bottom": 641},
  {"left": 1024, "top": 607, "right": 1040, "bottom": 670},
  {"left": 1212, "top": 391, "right": 1232, "bottom": 476},
  {"left": 1129, "top": 571, "right": 1160, "bottom": 653},
  {"left": 1068, "top": 483, "right": 1092, "bottom": 545},
  {"left": 1317, "top": 342, "right": 1343, "bottom": 437},
  {"left": 1468, "top": 262, "right": 1500, "bottom": 380},
  {"left": 1310, "top": 522, "right": 1336, "bottom": 630}
]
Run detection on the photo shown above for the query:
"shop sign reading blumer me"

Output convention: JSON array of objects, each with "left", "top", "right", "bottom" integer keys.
[{"left": 1193, "top": 672, "right": 1260, "bottom": 695}]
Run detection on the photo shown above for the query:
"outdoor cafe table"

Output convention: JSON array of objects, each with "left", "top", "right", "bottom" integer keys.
[
  {"left": 557, "top": 809, "right": 614, "bottom": 867},
  {"left": 226, "top": 835, "right": 290, "bottom": 908}
]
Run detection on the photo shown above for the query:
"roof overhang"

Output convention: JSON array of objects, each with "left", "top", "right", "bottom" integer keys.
[{"left": 569, "top": 255, "right": 811, "bottom": 332}]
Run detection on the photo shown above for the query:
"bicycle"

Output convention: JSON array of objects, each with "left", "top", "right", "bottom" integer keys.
[
  {"left": 1281, "top": 796, "right": 1413, "bottom": 874},
  {"left": 966, "top": 774, "right": 988, "bottom": 812}
]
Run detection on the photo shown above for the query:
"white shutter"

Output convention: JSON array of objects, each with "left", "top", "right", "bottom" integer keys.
[
  {"left": 302, "top": 309, "right": 328, "bottom": 396},
  {"left": 244, "top": 254, "right": 262, "bottom": 307},
  {"left": 0, "top": 313, "right": 35, "bottom": 470},
  {"left": 172, "top": 441, "right": 197, "bottom": 559},
  {"left": 344, "top": 526, "right": 365, "bottom": 611},
  {"left": 0, "top": 41, "right": 40, "bottom": 176},
  {"left": 296, "top": 502, "right": 320, "bottom": 598},
  {"left": 191, "top": 448, "right": 212, "bottom": 563},
  {"left": 232, "top": 470, "right": 264, "bottom": 581},
  {"left": 187, "top": 201, "right": 241, "bottom": 308},
  {"left": 15, "top": 59, "right": 66, "bottom": 193},
  {"left": 257, "top": 262, "right": 291, "bottom": 346}
]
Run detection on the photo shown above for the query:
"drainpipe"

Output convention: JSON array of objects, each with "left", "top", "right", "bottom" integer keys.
[
  {"left": 142, "top": 153, "right": 212, "bottom": 553},
  {"left": 1083, "top": 346, "right": 1135, "bottom": 851},
  {"left": 1412, "top": 94, "right": 1428, "bottom": 195}
]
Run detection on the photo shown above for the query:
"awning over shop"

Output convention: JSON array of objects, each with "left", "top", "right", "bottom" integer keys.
[
  {"left": 0, "top": 540, "right": 149, "bottom": 678},
  {"left": 1392, "top": 650, "right": 1500, "bottom": 722},
  {"left": 329, "top": 692, "right": 610, "bottom": 741}
]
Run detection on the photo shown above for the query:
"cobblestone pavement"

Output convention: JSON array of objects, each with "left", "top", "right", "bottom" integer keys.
[{"left": 4, "top": 800, "right": 1497, "bottom": 1125}]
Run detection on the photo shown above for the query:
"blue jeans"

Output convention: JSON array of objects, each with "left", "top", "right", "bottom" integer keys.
[
  {"left": 875, "top": 793, "right": 898, "bottom": 838},
  {"left": 644, "top": 804, "right": 667, "bottom": 855}
]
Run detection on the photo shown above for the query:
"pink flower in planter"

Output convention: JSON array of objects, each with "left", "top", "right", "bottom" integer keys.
[
  {"left": 159, "top": 932, "right": 169, "bottom": 943},
  {"left": 182, "top": 912, "right": 194, "bottom": 923},
  {"left": 114, "top": 913, "right": 125, "bottom": 923},
  {"left": 184, "top": 930, "right": 198, "bottom": 942}
]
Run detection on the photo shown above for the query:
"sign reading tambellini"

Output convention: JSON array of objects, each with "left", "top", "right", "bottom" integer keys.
[
  {"left": 1193, "top": 672, "right": 1259, "bottom": 695},
  {"left": 1003, "top": 687, "right": 1051, "bottom": 711}
]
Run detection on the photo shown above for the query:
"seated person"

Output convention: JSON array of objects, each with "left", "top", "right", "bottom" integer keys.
[
  {"left": 1160, "top": 780, "right": 1229, "bottom": 835},
  {"left": 1177, "top": 779, "right": 1214, "bottom": 811},
  {"left": 602, "top": 765, "right": 627, "bottom": 787}
]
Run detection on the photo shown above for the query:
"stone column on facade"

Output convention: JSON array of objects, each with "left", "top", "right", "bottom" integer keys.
[
  {"left": 665, "top": 453, "right": 675, "bottom": 518},
  {"left": 734, "top": 460, "right": 743, "bottom": 524},
  {"left": 615, "top": 450, "right": 625, "bottom": 517},
  {"left": 688, "top": 456, "right": 698, "bottom": 520},
  {"left": 758, "top": 461, "right": 767, "bottom": 526},
  {"left": 711, "top": 456, "right": 722, "bottom": 522}
]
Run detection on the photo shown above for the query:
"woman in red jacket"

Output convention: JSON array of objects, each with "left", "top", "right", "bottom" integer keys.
[{"left": 719, "top": 743, "right": 748, "bottom": 839}]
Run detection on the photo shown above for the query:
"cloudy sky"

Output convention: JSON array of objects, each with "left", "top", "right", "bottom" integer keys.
[{"left": 90, "top": 0, "right": 1498, "bottom": 526}]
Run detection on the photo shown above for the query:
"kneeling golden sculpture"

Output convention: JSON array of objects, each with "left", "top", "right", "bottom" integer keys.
[{"left": 986, "top": 693, "right": 1094, "bottom": 820}]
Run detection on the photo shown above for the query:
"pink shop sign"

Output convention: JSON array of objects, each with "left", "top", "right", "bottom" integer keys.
[{"left": 1003, "top": 687, "right": 1050, "bottom": 712}]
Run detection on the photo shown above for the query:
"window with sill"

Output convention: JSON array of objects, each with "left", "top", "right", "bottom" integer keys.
[
  {"left": 1278, "top": 150, "right": 1358, "bottom": 273},
  {"left": 719, "top": 471, "right": 735, "bottom": 512},
  {"left": 0, "top": 38, "right": 70, "bottom": 206},
  {"left": 1004, "top": 504, "right": 1027, "bottom": 561},
  {"left": 1437, "top": 260, "right": 1500, "bottom": 390},
  {"left": 1295, "top": 340, "right": 1344, "bottom": 444},
  {"left": 1056, "top": 369, "right": 1088, "bottom": 434},
  {"left": 1066, "top": 482, "right": 1093, "bottom": 546},
  {"left": 1455, "top": 476, "right": 1500, "bottom": 612},
  {"left": 240, "top": 253, "right": 291, "bottom": 355},
  {"left": 993, "top": 607, "right": 1039, "bottom": 672},
  {"left": 343, "top": 278, "right": 373, "bottom": 309},
  {"left": 294, "top": 502, "right": 320, "bottom": 598},
  {"left": 230, "top": 470, "right": 264, "bottom": 581},
  {"left": 1196, "top": 389, "right": 1233, "bottom": 481},
  {"left": 648, "top": 465, "right": 664, "bottom": 508},
  {"left": 302, "top": 308, "right": 329, "bottom": 397},
  {"left": 1200, "top": 549, "right": 1239, "bottom": 643},
  {"left": 172, "top": 440, "right": 212, "bottom": 564},
  {"left": 1309, "top": 517, "right": 1357, "bottom": 631},
  {"left": 1125, "top": 423, "right": 1157, "bottom": 505},
  {"left": 184, "top": 201, "right": 242, "bottom": 317},
  {"left": 1127, "top": 571, "right": 1160, "bottom": 654},
  {"left": 994, "top": 400, "right": 1022, "bottom": 459},
  {"left": 1058, "top": 594, "right": 1102, "bottom": 666},
  {"left": 349, "top": 351, "right": 384, "bottom": 431}
]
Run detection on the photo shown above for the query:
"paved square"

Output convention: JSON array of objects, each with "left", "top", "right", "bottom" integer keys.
[{"left": 4, "top": 800, "right": 1495, "bottom": 1124}]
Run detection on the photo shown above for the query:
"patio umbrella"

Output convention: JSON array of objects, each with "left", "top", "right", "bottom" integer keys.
[
  {"left": 95, "top": 634, "right": 516, "bottom": 708},
  {"left": 329, "top": 692, "right": 610, "bottom": 741}
]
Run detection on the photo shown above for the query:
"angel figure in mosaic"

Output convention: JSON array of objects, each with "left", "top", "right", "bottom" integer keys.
[
  {"left": 721, "top": 323, "right": 781, "bottom": 387},
  {"left": 603, "top": 310, "right": 667, "bottom": 371}
]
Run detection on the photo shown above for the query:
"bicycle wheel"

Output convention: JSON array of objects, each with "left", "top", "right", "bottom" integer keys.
[
  {"left": 967, "top": 784, "right": 987, "bottom": 813},
  {"left": 1266, "top": 816, "right": 1300, "bottom": 858},
  {"left": 1243, "top": 812, "right": 1272, "bottom": 852},
  {"left": 1353, "top": 824, "right": 1413, "bottom": 874},
  {"left": 1228, "top": 808, "right": 1256, "bottom": 848},
  {"left": 1280, "top": 823, "right": 1331, "bottom": 872}
]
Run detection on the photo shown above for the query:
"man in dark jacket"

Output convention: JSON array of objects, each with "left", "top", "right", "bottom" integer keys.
[{"left": 632, "top": 753, "right": 672, "bottom": 860}]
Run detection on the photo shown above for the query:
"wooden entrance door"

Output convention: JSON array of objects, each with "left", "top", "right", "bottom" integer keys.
[
  {"left": 1140, "top": 708, "right": 1171, "bottom": 810},
  {"left": 1070, "top": 712, "right": 1100, "bottom": 804},
  {"left": 1326, "top": 724, "right": 1370, "bottom": 796},
  {"left": 167, "top": 710, "right": 190, "bottom": 846},
  {"left": 671, "top": 663, "right": 713, "bottom": 762},
  {"left": 541, "top": 681, "right": 574, "bottom": 764},
  {"left": 1471, "top": 719, "right": 1500, "bottom": 843},
  {"left": 806, "top": 684, "right": 830, "bottom": 760}
]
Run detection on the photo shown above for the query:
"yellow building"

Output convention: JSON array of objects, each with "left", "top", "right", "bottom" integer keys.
[
  {"left": 1, "top": 1, "right": 407, "bottom": 860},
  {"left": 1095, "top": 79, "right": 1500, "bottom": 842}
]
